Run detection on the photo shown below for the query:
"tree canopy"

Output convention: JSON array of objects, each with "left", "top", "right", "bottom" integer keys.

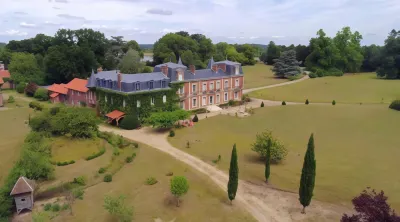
[
  {"left": 119, "top": 49, "right": 143, "bottom": 74},
  {"left": 377, "top": 29, "right": 400, "bottom": 79},
  {"left": 272, "top": 50, "right": 301, "bottom": 78}
]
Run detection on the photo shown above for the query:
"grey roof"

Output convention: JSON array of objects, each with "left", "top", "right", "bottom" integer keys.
[
  {"left": 94, "top": 70, "right": 168, "bottom": 83},
  {"left": 207, "top": 57, "right": 215, "bottom": 69},
  {"left": 180, "top": 68, "right": 243, "bottom": 82},
  {"left": 87, "top": 70, "right": 97, "bottom": 88},
  {"left": 214, "top": 60, "right": 241, "bottom": 65},
  {"left": 155, "top": 62, "right": 187, "bottom": 69}
]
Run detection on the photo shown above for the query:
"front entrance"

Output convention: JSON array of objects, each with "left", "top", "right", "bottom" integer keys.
[
  {"left": 202, "top": 96, "right": 207, "bottom": 106},
  {"left": 209, "top": 96, "right": 213, "bottom": 105}
]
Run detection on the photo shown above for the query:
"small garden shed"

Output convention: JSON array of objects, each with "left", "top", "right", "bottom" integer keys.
[{"left": 10, "top": 176, "right": 36, "bottom": 214}]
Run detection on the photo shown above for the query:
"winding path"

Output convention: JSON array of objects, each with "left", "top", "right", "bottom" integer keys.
[{"left": 243, "top": 75, "right": 310, "bottom": 94}]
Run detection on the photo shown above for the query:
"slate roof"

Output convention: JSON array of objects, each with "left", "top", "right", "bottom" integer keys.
[
  {"left": 182, "top": 68, "right": 239, "bottom": 81},
  {"left": 213, "top": 60, "right": 241, "bottom": 65},
  {"left": 10, "top": 177, "right": 35, "bottom": 196},
  {"left": 154, "top": 62, "right": 187, "bottom": 69},
  {"left": 65, "top": 78, "right": 89, "bottom": 92},
  {"left": 93, "top": 70, "right": 169, "bottom": 83},
  {"left": 206, "top": 57, "right": 215, "bottom": 69}
]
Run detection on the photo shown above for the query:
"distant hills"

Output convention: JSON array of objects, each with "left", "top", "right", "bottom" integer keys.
[
  {"left": 139, "top": 44, "right": 154, "bottom": 50},
  {"left": 0, "top": 42, "right": 6, "bottom": 49}
]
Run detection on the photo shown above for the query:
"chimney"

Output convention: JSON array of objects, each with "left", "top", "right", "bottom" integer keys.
[
  {"left": 117, "top": 72, "right": 122, "bottom": 90},
  {"left": 161, "top": 65, "right": 168, "bottom": 77},
  {"left": 217, "top": 64, "right": 226, "bottom": 72},
  {"left": 97, "top": 67, "right": 103, "bottom": 73},
  {"left": 212, "top": 64, "right": 218, "bottom": 72},
  {"left": 189, "top": 65, "right": 195, "bottom": 74}
]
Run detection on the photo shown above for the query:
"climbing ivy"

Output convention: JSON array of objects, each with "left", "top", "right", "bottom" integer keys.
[{"left": 95, "top": 82, "right": 183, "bottom": 120}]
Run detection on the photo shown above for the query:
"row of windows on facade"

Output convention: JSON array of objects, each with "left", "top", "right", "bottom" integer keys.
[
  {"left": 178, "top": 79, "right": 240, "bottom": 94},
  {"left": 104, "top": 95, "right": 167, "bottom": 107},
  {"left": 97, "top": 80, "right": 167, "bottom": 90},
  {"left": 190, "top": 91, "right": 239, "bottom": 108}
]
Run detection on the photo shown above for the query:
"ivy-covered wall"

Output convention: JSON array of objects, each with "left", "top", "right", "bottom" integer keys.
[{"left": 95, "top": 83, "right": 183, "bottom": 120}]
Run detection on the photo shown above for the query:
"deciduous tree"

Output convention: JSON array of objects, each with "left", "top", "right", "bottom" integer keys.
[
  {"left": 103, "top": 195, "right": 134, "bottom": 222},
  {"left": 119, "top": 49, "right": 143, "bottom": 74},
  {"left": 170, "top": 176, "right": 189, "bottom": 207},
  {"left": 8, "top": 52, "right": 45, "bottom": 84}
]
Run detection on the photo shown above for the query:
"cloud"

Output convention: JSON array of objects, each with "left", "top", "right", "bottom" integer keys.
[
  {"left": 161, "top": 28, "right": 177, "bottom": 33},
  {"left": 249, "top": 36, "right": 259, "bottom": 39},
  {"left": 228, "top": 36, "right": 236, "bottom": 39},
  {"left": 20, "top": 22, "right": 36, "bottom": 28},
  {"left": 0, "top": 30, "right": 28, "bottom": 36},
  {"left": 52, "top": 6, "right": 61, "bottom": 9},
  {"left": 271, "top": 35, "right": 285, "bottom": 38},
  {"left": 44, "top": 21, "right": 61, "bottom": 26},
  {"left": 57, "top": 14, "right": 86, "bottom": 20},
  {"left": 54, "top": 0, "right": 69, "bottom": 3},
  {"left": 146, "top": 9, "right": 173, "bottom": 15},
  {"left": 14, "top": 12, "right": 28, "bottom": 15}
]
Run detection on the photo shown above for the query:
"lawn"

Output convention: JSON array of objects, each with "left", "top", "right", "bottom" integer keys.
[
  {"left": 248, "top": 73, "right": 400, "bottom": 104},
  {"left": 55, "top": 142, "right": 255, "bottom": 222},
  {"left": 168, "top": 104, "right": 400, "bottom": 209},
  {"left": 242, "top": 63, "right": 288, "bottom": 89},
  {"left": 51, "top": 137, "right": 103, "bottom": 162}
]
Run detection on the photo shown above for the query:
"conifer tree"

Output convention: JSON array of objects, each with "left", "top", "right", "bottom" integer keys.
[
  {"left": 265, "top": 139, "right": 271, "bottom": 183},
  {"left": 228, "top": 144, "right": 239, "bottom": 204},
  {"left": 299, "top": 134, "right": 316, "bottom": 214}
]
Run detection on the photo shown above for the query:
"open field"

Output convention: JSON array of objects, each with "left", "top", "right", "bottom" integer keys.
[
  {"left": 248, "top": 73, "right": 400, "bottom": 103},
  {"left": 243, "top": 63, "right": 289, "bottom": 89},
  {"left": 51, "top": 137, "right": 103, "bottom": 162},
  {"left": 54, "top": 142, "right": 255, "bottom": 222},
  {"left": 169, "top": 104, "right": 400, "bottom": 209}
]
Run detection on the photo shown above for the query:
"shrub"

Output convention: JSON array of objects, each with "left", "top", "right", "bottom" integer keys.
[
  {"left": 80, "top": 101, "right": 87, "bottom": 107},
  {"left": 51, "top": 203, "right": 60, "bottom": 212},
  {"left": 25, "top": 82, "right": 38, "bottom": 97},
  {"left": 98, "top": 167, "right": 106, "bottom": 174},
  {"left": 113, "top": 147, "right": 120, "bottom": 156},
  {"left": 72, "top": 187, "right": 85, "bottom": 200},
  {"left": 61, "top": 203, "right": 69, "bottom": 210},
  {"left": 305, "top": 99, "right": 309, "bottom": 105},
  {"left": 288, "top": 75, "right": 301, "bottom": 81},
  {"left": 170, "top": 176, "right": 189, "bottom": 207},
  {"left": 191, "top": 108, "right": 208, "bottom": 114},
  {"left": 251, "top": 131, "right": 288, "bottom": 163},
  {"left": 186, "top": 141, "right": 190, "bottom": 148},
  {"left": 103, "top": 195, "right": 133, "bottom": 222},
  {"left": 132, "top": 142, "right": 139, "bottom": 148},
  {"left": 228, "top": 100, "right": 235, "bottom": 106},
  {"left": 192, "top": 114, "right": 199, "bottom": 122},
  {"left": 104, "top": 174, "right": 112, "bottom": 182},
  {"left": 29, "top": 101, "right": 43, "bottom": 111},
  {"left": 7, "top": 96, "right": 15, "bottom": 104},
  {"left": 16, "top": 83, "right": 25, "bottom": 93},
  {"left": 73, "top": 176, "right": 86, "bottom": 186},
  {"left": 116, "top": 136, "right": 130, "bottom": 148},
  {"left": 142, "top": 66, "right": 153, "bottom": 73},
  {"left": 34, "top": 88, "right": 49, "bottom": 101},
  {"left": 50, "top": 107, "right": 60, "bottom": 115},
  {"left": 85, "top": 147, "right": 106, "bottom": 160},
  {"left": 146, "top": 177, "right": 158, "bottom": 185},
  {"left": 56, "top": 160, "right": 75, "bottom": 166},
  {"left": 326, "top": 68, "right": 344, "bottom": 76},
  {"left": 242, "top": 94, "right": 251, "bottom": 102},
  {"left": 261, "top": 101, "right": 264, "bottom": 107},
  {"left": 315, "top": 69, "right": 326, "bottom": 77},
  {"left": 332, "top": 100, "right": 336, "bottom": 105},
  {"left": 125, "top": 156, "right": 133, "bottom": 163},
  {"left": 119, "top": 115, "right": 140, "bottom": 130},
  {"left": 169, "top": 130, "right": 175, "bottom": 137},
  {"left": 309, "top": 73, "right": 317, "bottom": 78},
  {"left": 282, "top": 101, "right": 286, "bottom": 105},
  {"left": 389, "top": 100, "right": 400, "bottom": 111},
  {"left": 146, "top": 110, "right": 190, "bottom": 129},
  {"left": 29, "top": 114, "right": 51, "bottom": 132},
  {"left": 44, "top": 203, "right": 52, "bottom": 211}
]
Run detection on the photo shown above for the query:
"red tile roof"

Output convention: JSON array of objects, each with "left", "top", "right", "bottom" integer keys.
[
  {"left": 10, "top": 177, "right": 35, "bottom": 196},
  {"left": 65, "top": 78, "right": 89, "bottom": 93},
  {"left": 106, "top": 110, "right": 125, "bottom": 119},
  {"left": 50, "top": 92, "right": 59, "bottom": 98},
  {"left": 0, "top": 70, "right": 10, "bottom": 78},
  {"left": 48, "top": 83, "right": 68, "bottom": 95}
]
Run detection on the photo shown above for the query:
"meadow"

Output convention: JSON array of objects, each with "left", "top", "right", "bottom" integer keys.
[
  {"left": 248, "top": 73, "right": 400, "bottom": 103},
  {"left": 169, "top": 104, "right": 400, "bottom": 209},
  {"left": 242, "top": 63, "right": 288, "bottom": 89}
]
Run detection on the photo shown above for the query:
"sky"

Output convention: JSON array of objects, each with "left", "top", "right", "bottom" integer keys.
[{"left": 0, "top": 0, "right": 399, "bottom": 46}]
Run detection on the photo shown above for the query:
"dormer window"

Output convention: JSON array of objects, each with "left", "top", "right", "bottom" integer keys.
[
  {"left": 235, "top": 65, "right": 240, "bottom": 75},
  {"left": 135, "top": 82, "right": 140, "bottom": 90},
  {"left": 178, "top": 74, "right": 183, "bottom": 81},
  {"left": 161, "top": 81, "right": 166, "bottom": 88},
  {"left": 149, "top": 81, "right": 154, "bottom": 89}
]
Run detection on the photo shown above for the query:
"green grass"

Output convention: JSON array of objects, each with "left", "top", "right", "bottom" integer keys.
[
  {"left": 168, "top": 104, "right": 400, "bottom": 209},
  {"left": 243, "top": 63, "right": 288, "bottom": 89},
  {"left": 57, "top": 143, "right": 255, "bottom": 222},
  {"left": 0, "top": 107, "right": 31, "bottom": 183},
  {"left": 249, "top": 73, "right": 400, "bottom": 103},
  {"left": 51, "top": 137, "right": 103, "bottom": 162}
]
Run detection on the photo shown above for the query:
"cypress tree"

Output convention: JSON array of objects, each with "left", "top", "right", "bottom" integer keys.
[
  {"left": 299, "top": 134, "right": 316, "bottom": 214},
  {"left": 265, "top": 139, "right": 271, "bottom": 183},
  {"left": 227, "top": 144, "right": 239, "bottom": 204}
]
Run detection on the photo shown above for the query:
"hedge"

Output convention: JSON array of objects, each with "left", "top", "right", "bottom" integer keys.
[
  {"left": 389, "top": 100, "right": 400, "bottom": 111},
  {"left": 85, "top": 147, "right": 106, "bottom": 160}
]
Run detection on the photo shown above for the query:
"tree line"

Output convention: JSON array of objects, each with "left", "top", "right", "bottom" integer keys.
[{"left": 260, "top": 27, "right": 400, "bottom": 79}]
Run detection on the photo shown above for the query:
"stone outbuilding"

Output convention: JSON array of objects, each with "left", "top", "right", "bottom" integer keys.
[{"left": 10, "top": 177, "right": 36, "bottom": 214}]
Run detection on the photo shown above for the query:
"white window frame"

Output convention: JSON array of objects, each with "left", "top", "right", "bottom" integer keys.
[
  {"left": 123, "top": 99, "right": 126, "bottom": 107},
  {"left": 192, "top": 98, "right": 197, "bottom": 107},
  {"left": 192, "top": 84, "right": 197, "bottom": 93},
  {"left": 235, "top": 79, "right": 239, "bottom": 87},
  {"left": 216, "top": 81, "right": 221, "bottom": 89},
  {"left": 224, "top": 92, "right": 228, "bottom": 101},
  {"left": 105, "top": 95, "right": 107, "bottom": 103},
  {"left": 71, "top": 90, "right": 74, "bottom": 96},
  {"left": 179, "top": 86, "right": 184, "bottom": 94},
  {"left": 151, "top": 97, "right": 155, "bottom": 105},
  {"left": 216, "top": 94, "right": 220, "bottom": 104},
  {"left": 136, "top": 82, "right": 140, "bottom": 90},
  {"left": 137, "top": 100, "right": 141, "bottom": 108},
  {"left": 234, "top": 91, "right": 238, "bottom": 99},
  {"left": 224, "top": 80, "right": 229, "bottom": 88},
  {"left": 235, "top": 65, "right": 240, "bottom": 75},
  {"left": 163, "top": 95, "right": 167, "bottom": 103},
  {"left": 210, "top": 82, "right": 214, "bottom": 90},
  {"left": 178, "top": 74, "right": 183, "bottom": 81},
  {"left": 202, "top": 83, "right": 207, "bottom": 91},
  {"left": 77, "top": 91, "right": 80, "bottom": 96},
  {"left": 202, "top": 96, "right": 207, "bottom": 106}
]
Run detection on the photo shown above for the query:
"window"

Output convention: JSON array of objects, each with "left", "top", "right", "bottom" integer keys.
[
  {"left": 163, "top": 95, "right": 166, "bottom": 103},
  {"left": 202, "top": 96, "right": 207, "bottom": 106},
  {"left": 77, "top": 91, "right": 80, "bottom": 96},
  {"left": 216, "top": 94, "right": 220, "bottom": 103},
  {"left": 21, "top": 198, "right": 26, "bottom": 202},
  {"left": 179, "top": 87, "right": 184, "bottom": 94},
  {"left": 72, "top": 100, "right": 74, "bottom": 105},
  {"left": 234, "top": 91, "right": 238, "bottom": 99},
  {"left": 224, "top": 80, "right": 229, "bottom": 88},
  {"left": 123, "top": 99, "right": 126, "bottom": 107},
  {"left": 202, "top": 83, "right": 207, "bottom": 91},
  {"left": 216, "top": 81, "right": 221, "bottom": 89},
  {"left": 210, "top": 82, "right": 214, "bottom": 90},
  {"left": 192, "top": 98, "right": 197, "bottom": 107},
  {"left": 137, "top": 100, "right": 141, "bottom": 107},
  {"left": 235, "top": 65, "right": 240, "bottom": 75},
  {"left": 224, "top": 92, "right": 228, "bottom": 101},
  {"left": 135, "top": 82, "right": 140, "bottom": 90},
  {"left": 235, "top": 79, "right": 239, "bottom": 87},
  {"left": 71, "top": 90, "right": 74, "bottom": 96},
  {"left": 149, "top": 81, "right": 154, "bottom": 89},
  {"left": 151, "top": 97, "right": 155, "bottom": 105},
  {"left": 161, "top": 81, "right": 166, "bottom": 88},
  {"left": 192, "top": 84, "right": 197, "bottom": 93},
  {"left": 209, "top": 96, "right": 213, "bottom": 104},
  {"left": 178, "top": 74, "right": 183, "bottom": 81}
]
